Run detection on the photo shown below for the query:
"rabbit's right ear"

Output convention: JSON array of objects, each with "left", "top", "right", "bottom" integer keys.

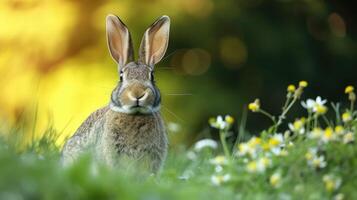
[
  {"left": 139, "top": 16, "right": 170, "bottom": 67},
  {"left": 106, "top": 14, "right": 134, "bottom": 67}
]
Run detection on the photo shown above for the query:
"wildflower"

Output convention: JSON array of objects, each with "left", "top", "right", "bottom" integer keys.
[
  {"left": 299, "top": 81, "right": 308, "bottom": 88},
  {"left": 238, "top": 137, "right": 262, "bottom": 157},
  {"left": 211, "top": 174, "right": 231, "bottom": 186},
  {"left": 257, "top": 157, "right": 272, "bottom": 172},
  {"left": 167, "top": 122, "right": 181, "bottom": 133},
  {"left": 315, "top": 105, "right": 328, "bottom": 115},
  {"left": 210, "top": 155, "right": 228, "bottom": 165},
  {"left": 246, "top": 161, "right": 258, "bottom": 173},
  {"left": 306, "top": 148, "right": 327, "bottom": 169},
  {"left": 215, "top": 165, "right": 223, "bottom": 173},
  {"left": 301, "top": 96, "right": 327, "bottom": 114},
  {"left": 186, "top": 151, "right": 197, "bottom": 160},
  {"left": 309, "top": 155, "right": 327, "bottom": 169},
  {"left": 288, "top": 118, "right": 306, "bottom": 134},
  {"left": 287, "top": 84, "right": 296, "bottom": 93},
  {"left": 342, "top": 112, "right": 352, "bottom": 123},
  {"left": 268, "top": 133, "right": 284, "bottom": 148},
  {"left": 345, "top": 85, "right": 356, "bottom": 102},
  {"left": 270, "top": 172, "right": 282, "bottom": 188},
  {"left": 194, "top": 139, "right": 218, "bottom": 152},
  {"left": 301, "top": 99, "right": 316, "bottom": 110},
  {"left": 209, "top": 115, "right": 234, "bottom": 130},
  {"left": 334, "top": 126, "right": 345, "bottom": 136},
  {"left": 323, "top": 174, "right": 342, "bottom": 192},
  {"left": 343, "top": 132, "right": 354, "bottom": 144},
  {"left": 321, "top": 127, "right": 337, "bottom": 143},
  {"left": 334, "top": 193, "right": 345, "bottom": 200},
  {"left": 248, "top": 99, "right": 260, "bottom": 112},
  {"left": 225, "top": 115, "right": 235, "bottom": 125},
  {"left": 345, "top": 85, "right": 354, "bottom": 94},
  {"left": 305, "top": 148, "right": 318, "bottom": 161},
  {"left": 308, "top": 128, "right": 323, "bottom": 139}
]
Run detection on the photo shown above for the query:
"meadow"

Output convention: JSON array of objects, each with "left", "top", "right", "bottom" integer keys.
[{"left": 0, "top": 83, "right": 356, "bottom": 200}]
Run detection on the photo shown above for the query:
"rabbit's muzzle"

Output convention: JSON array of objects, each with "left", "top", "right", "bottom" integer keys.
[{"left": 118, "top": 82, "right": 156, "bottom": 114}]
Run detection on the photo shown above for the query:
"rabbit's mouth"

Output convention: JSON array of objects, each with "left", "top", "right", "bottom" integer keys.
[{"left": 109, "top": 103, "right": 159, "bottom": 115}]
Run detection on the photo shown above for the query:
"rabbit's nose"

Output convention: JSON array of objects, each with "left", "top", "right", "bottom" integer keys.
[{"left": 128, "top": 91, "right": 149, "bottom": 102}]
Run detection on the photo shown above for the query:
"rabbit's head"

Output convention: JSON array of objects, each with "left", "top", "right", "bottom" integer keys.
[{"left": 106, "top": 14, "right": 170, "bottom": 114}]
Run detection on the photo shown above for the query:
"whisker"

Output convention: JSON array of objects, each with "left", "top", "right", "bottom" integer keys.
[
  {"left": 160, "top": 49, "right": 180, "bottom": 62},
  {"left": 163, "top": 93, "right": 193, "bottom": 96},
  {"left": 161, "top": 105, "right": 185, "bottom": 123}
]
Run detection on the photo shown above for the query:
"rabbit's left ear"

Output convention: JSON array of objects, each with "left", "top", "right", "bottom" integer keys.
[
  {"left": 139, "top": 16, "right": 170, "bottom": 67},
  {"left": 106, "top": 14, "right": 134, "bottom": 68}
]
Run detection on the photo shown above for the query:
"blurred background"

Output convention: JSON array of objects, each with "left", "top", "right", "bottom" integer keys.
[{"left": 0, "top": 0, "right": 356, "bottom": 147}]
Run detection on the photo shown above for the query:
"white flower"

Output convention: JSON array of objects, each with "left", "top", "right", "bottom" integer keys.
[
  {"left": 301, "top": 99, "right": 316, "bottom": 110},
  {"left": 308, "top": 155, "right": 327, "bottom": 169},
  {"left": 210, "top": 155, "right": 228, "bottom": 165},
  {"left": 247, "top": 157, "right": 272, "bottom": 173},
  {"left": 167, "top": 122, "right": 181, "bottom": 133},
  {"left": 343, "top": 132, "right": 354, "bottom": 144},
  {"left": 257, "top": 157, "right": 272, "bottom": 172},
  {"left": 237, "top": 137, "right": 261, "bottom": 158},
  {"left": 186, "top": 151, "right": 197, "bottom": 160},
  {"left": 194, "top": 139, "right": 218, "bottom": 152},
  {"left": 288, "top": 118, "right": 306, "bottom": 134},
  {"left": 211, "top": 174, "right": 231, "bottom": 186},
  {"left": 215, "top": 165, "right": 223, "bottom": 173},
  {"left": 267, "top": 133, "right": 285, "bottom": 155},
  {"left": 209, "top": 115, "right": 232, "bottom": 130},
  {"left": 301, "top": 96, "right": 327, "bottom": 113},
  {"left": 308, "top": 128, "right": 324, "bottom": 139}
]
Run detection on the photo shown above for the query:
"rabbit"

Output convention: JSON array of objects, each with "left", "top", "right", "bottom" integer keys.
[{"left": 61, "top": 14, "right": 170, "bottom": 173}]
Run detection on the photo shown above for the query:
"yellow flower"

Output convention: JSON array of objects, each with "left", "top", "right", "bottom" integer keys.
[
  {"left": 305, "top": 152, "right": 314, "bottom": 161},
  {"left": 248, "top": 99, "right": 260, "bottom": 112},
  {"left": 334, "top": 125, "right": 345, "bottom": 135},
  {"left": 342, "top": 112, "right": 352, "bottom": 123},
  {"left": 322, "top": 127, "right": 336, "bottom": 143},
  {"left": 210, "top": 155, "right": 228, "bottom": 165},
  {"left": 246, "top": 161, "right": 258, "bottom": 173},
  {"left": 270, "top": 172, "right": 282, "bottom": 188},
  {"left": 288, "top": 118, "right": 306, "bottom": 134},
  {"left": 345, "top": 85, "right": 354, "bottom": 94},
  {"left": 315, "top": 105, "right": 327, "bottom": 115},
  {"left": 299, "top": 80, "right": 308, "bottom": 88},
  {"left": 248, "top": 137, "right": 262, "bottom": 147},
  {"left": 287, "top": 84, "right": 296, "bottom": 93},
  {"left": 225, "top": 115, "right": 235, "bottom": 125},
  {"left": 323, "top": 175, "right": 342, "bottom": 192}
]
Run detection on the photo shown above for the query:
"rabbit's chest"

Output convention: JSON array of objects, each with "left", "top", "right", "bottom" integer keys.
[{"left": 103, "top": 112, "right": 165, "bottom": 156}]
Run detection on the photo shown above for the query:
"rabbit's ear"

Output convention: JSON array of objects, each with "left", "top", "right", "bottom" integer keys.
[
  {"left": 139, "top": 15, "right": 170, "bottom": 67},
  {"left": 106, "top": 14, "right": 134, "bottom": 67}
]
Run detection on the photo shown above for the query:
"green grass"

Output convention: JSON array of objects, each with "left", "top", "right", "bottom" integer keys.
[{"left": 0, "top": 84, "right": 356, "bottom": 200}]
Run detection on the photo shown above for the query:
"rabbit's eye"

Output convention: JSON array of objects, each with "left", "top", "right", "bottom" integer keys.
[
  {"left": 150, "top": 72, "right": 154, "bottom": 81},
  {"left": 119, "top": 71, "right": 123, "bottom": 81}
]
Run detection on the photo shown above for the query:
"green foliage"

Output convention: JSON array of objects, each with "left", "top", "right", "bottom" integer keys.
[{"left": 0, "top": 84, "right": 356, "bottom": 199}]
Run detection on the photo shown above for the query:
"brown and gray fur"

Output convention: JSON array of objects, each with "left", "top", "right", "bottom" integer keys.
[{"left": 61, "top": 14, "right": 171, "bottom": 173}]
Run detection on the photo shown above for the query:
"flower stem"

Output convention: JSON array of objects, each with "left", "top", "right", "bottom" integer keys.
[
  {"left": 219, "top": 130, "right": 231, "bottom": 158},
  {"left": 259, "top": 109, "right": 276, "bottom": 124}
]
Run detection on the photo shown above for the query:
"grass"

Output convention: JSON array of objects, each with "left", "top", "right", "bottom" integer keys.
[{"left": 0, "top": 83, "right": 356, "bottom": 200}]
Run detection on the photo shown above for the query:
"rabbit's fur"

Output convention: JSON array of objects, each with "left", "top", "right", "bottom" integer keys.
[{"left": 61, "top": 14, "right": 170, "bottom": 172}]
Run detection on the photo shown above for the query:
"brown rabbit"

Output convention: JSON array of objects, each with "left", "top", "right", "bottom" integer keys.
[{"left": 61, "top": 14, "right": 170, "bottom": 173}]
